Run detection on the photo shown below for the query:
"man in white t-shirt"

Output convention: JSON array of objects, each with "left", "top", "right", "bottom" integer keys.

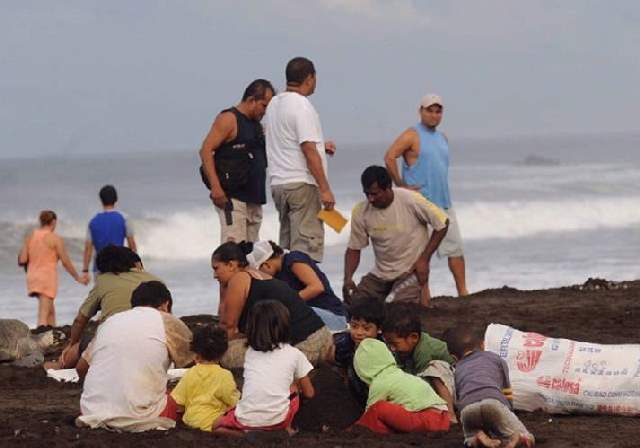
[
  {"left": 264, "top": 57, "right": 336, "bottom": 262},
  {"left": 76, "top": 281, "right": 193, "bottom": 432},
  {"left": 343, "top": 166, "right": 449, "bottom": 308}
]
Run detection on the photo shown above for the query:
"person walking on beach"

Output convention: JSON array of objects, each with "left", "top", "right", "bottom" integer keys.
[
  {"left": 82, "top": 185, "right": 136, "bottom": 277},
  {"left": 199, "top": 79, "right": 275, "bottom": 244},
  {"left": 18, "top": 210, "right": 88, "bottom": 327},
  {"left": 343, "top": 166, "right": 449, "bottom": 308},
  {"left": 384, "top": 94, "right": 469, "bottom": 297},
  {"left": 264, "top": 57, "right": 336, "bottom": 262}
]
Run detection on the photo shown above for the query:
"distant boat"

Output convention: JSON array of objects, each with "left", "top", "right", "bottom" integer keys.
[{"left": 518, "top": 155, "right": 560, "bottom": 166}]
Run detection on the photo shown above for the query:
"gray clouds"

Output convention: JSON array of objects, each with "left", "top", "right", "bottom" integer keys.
[{"left": 1, "top": 0, "right": 639, "bottom": 157}]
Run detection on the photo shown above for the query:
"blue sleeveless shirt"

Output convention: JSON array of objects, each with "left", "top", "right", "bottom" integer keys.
[{"left": 401, "top": 124, "right": 451, "bottom": 209}]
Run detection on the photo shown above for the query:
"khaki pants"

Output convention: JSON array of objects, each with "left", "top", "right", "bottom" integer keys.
[
  {"left": 350, "top": 272, "right": 421, "bottom": 304},
  {"left": 215, "top": 198, "right": 262, "bottom": 244},
  {"left": 461, "top": 399, "right": 534, "bottom": 445},
  {"left": 220, "top": 326, "right": 334, "bottom": 369},
  {"left": 271, "top": 182, "right": 324, "bottom": 262}
]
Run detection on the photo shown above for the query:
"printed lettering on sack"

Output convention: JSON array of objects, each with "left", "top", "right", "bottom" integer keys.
[
  {"left": 499, "top": 327, "right": 514, "bottom": 359},
  {"left": 516, "top": 332, "right": 547, "bottom": 372},
  {"left": 574, "top": 360, "right": 629, "bottom": 377},
  {"left": 562, "top": 341, "right": 575, "bottom": 375},
  {"left": 536, "top": 376, "right": 580, "bottom": 395},
  {"left": 596, "top": 404, "right": 637, "bottom": 415}
]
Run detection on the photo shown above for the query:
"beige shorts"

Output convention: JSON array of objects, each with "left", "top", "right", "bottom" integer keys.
[
  {"left": 436, "top": 207, "right": 464, "bottom": 258},
  {"left": 215, "top": 198, "right": 262, "bottom": 244},
  {"left": 220, "top": 326, "right": 334, "bottom": 369},
  {"left": 271, "top": 182, "right": 324, "bottom": 262}
]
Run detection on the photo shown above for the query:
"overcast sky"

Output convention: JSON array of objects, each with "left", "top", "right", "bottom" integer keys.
[{"left": 2, "top": 0, "right": 639, "bottom": 158}]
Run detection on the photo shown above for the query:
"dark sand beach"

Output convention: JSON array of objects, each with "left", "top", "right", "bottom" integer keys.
[{"left": 1, "top": 278, "right": 638, "bottom": 448}]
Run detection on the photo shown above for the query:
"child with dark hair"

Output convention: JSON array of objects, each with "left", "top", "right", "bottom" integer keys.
[
  {"left": 382, "top": 303, "right": 457, "bottom": 422},
  {"left": 247, "top": 240, "right": 347, "bottom": 331},
  {"left": 170, "top": 325, "right": 239, "bottom": 431},
  {"left": 215, "top": 301, "right": 315, "bottom": 435},
  {"left": 444, "top": 326, "right": 535, "bottom": 448},
  {"left": 332, "top": 298, "right": 386, "bottom": 406},
  {"left": 353, "top": 338, "right": 450, "bottom": 434}
]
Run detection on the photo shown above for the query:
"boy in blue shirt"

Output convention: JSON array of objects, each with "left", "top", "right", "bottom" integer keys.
[{"left": 82, "top": 185, "right": 136, "bottom": 277}]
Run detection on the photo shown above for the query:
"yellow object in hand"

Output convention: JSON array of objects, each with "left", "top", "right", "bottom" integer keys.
[{"left": 318, "top": 209, "right": 348, "bottom": 233}]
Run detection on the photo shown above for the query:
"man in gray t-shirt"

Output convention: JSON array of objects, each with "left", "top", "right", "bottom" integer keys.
[{"left": 343, "top": 166, "right": 449, "bottom": 307}]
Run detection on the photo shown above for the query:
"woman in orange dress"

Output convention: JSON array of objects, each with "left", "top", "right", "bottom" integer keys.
[{"left": 18, "top": 210, "right": 88, "bottom": 327}]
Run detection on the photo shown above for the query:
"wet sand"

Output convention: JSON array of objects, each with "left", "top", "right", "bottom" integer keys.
[{"left": 1, "top": 278, "right": 639, "bottom": 447}]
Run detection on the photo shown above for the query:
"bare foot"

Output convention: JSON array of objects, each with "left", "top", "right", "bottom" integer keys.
[
  {"left": 476, "top": 430, "right": 501, "bottom": 448},
  {"left": 285, "top": 425, "right": 298, "bottom": 436},
  {"left": 505, "top": 432, "right": 535, "bottom": 448}
]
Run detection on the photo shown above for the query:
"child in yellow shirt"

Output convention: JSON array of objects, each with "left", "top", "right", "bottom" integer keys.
[{"left": 170, "top": 325, "right": 240, "bottom": 431}]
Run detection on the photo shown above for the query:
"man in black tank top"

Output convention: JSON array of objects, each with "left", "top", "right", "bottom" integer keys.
[{"left": 199, "top": 79, "right": 274, "bottom": 244}]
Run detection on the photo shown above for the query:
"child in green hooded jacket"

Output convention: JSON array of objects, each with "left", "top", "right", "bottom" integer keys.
[{"left": 353, "top": 338, "right": 451, "bottom": 434}]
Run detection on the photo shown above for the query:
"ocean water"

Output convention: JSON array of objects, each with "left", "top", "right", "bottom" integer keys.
[{"left": 1, "top": 133, "right": 639, "bottom": 326}]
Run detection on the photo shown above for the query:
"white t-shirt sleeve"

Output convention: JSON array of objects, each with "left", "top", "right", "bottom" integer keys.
[
  {"left": 294, "top": 347, "right": 314, "bottom": 380},
  {"left": 294, "top": 101, "right": 322, "bottom": 145}
]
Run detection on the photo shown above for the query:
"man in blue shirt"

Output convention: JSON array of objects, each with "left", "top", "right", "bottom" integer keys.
[
  {"left": 82, "top": 185, "right": 136, "bottom": 278},
  {"left": 384, "top": 94, "right": 468, "bottom": 297}
]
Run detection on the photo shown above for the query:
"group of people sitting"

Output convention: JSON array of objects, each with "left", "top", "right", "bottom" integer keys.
[{"left": 46, "top": 241, "right": 534, "bottom": 447}]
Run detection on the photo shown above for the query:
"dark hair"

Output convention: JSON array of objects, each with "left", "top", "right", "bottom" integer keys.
[
  {"left": 99, "top": 185, "right": 118, "bottom": 206},
  {"left": 191, "top": 325, "right": 228, "bottom": 361},
  {"left": 245, "top": 300, "right": 290, "bottom": 352},
  {"left": 286, "top": 57, "right": 315, "bottom": 86},
  {"left": 131, "top": 281, "right": 172, "bottom": 312},
  {"left": 267, "top": 240, "right": 285, "bottom": 259},
  {"left": 348, "top": 298, "right": 386, "bottom": 327},
  {"left": 212, "top": 241, "right": 249, "bottom": 267},
  {"left": 126, "top": 249, "right": 143, "bottom": 269},
  {"left": 39, "top": 210, "right": 57, "bottom": 226},
  {"left": 96, "top": 245, "right": 137, "bottom": 274},
  {"left": 382, "top": 303, "right": 422, "bottom": 337},
  {"left": 361, "top": 165, "right": 392, "bottom": 190},
  {"left": 242, "top": 79, "right": 275, "bottom": 102},
  {"left": 442, "top": 325, "right": 482, "bottom": 360}
]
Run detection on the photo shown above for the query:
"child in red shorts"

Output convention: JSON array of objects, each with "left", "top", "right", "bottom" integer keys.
[{"left": 353, "top": 338, "right": 451, "bottom": 434}]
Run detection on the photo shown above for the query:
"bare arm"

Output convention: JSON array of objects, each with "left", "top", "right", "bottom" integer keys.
[
  {"left": 55, "top": 236, "right": 85, "bottom": 284},
  {"left": 126, "top": 235, "right": 137, "bottom": 253},
  {"left": 68, "top": 313, "right": 90, "bottom": 346},
  {"left": 342, "top": 248, "right": 361, "bottom": 302},
  {"left": 290, "top": 262, "right": 325, "bottom": 301},
  {"left": 199, "top": 112, "right": 235, "bottom": 209},
  {"left": 301, "top": 141, "right": 335, "bottom": 210},
  {"left": 76, "top": 357, "right": 89, "bottom": 380},
  {"left": 82, "top": 239, "right": 92, "bottom": 272},
  {"left": 414, "top": 222, "right": 449, "bottom": 286},
  {"left": 18, "top": 234, "right": 30, "bottom": 266},
  {"left": 297, "top": 375, "right": 315, "bottom": 399},
  {"left": 384, "top": 129, "right": 417, "bottom": 188},
  {"left": 219, "top": 273, "right": 250, "bottom": 339}
]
